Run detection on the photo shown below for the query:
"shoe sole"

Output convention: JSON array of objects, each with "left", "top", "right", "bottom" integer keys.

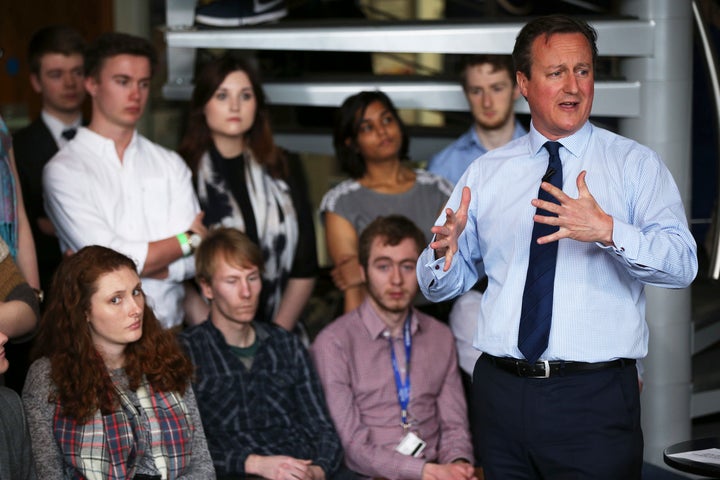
[{"left": 196, "top": 8, "right": 287, "bottom": 26}]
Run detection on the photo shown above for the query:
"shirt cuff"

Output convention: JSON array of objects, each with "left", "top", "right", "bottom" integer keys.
[
  {"left": 397, "top": 457, "right": 427, "bottom": 480},
  {"left": 420, "top": 247, "right": 451, "bottom": 280},
  {"left": 597, "top": 218, "right": 640, "bottom": 260}
]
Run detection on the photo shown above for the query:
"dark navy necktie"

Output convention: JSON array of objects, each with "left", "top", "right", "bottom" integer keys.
[
  {"left": 518, "top": 141, "right": 563, "bottom": 364},
  {"left": 61, "top": 128, "right": 77, "bottom": 140}
]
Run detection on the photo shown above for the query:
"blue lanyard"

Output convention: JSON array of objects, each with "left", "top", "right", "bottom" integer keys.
[{"left": 389, "top": 312, "right": 413, "bottom": 430}]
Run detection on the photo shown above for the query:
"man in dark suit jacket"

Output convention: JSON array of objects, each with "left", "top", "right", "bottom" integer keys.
[{"left": 13, "top": 25, "right": 86, "bottom": 292}]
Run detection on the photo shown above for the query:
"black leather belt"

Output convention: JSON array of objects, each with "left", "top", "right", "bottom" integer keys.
[{"left": 481, "top": 353, "right": 636, "bottom": 378}]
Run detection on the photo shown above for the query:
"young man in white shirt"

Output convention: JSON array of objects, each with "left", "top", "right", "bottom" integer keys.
[{"left": 44, "top": 32, "right": 206, "bottom": 328}]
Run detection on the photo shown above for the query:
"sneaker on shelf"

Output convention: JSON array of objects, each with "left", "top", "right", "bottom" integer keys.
[
  {"left": 195, "top": 0, "right": 288, "bottom": 27},
  {"left": 496, "top": 0, "right": 532, "bottom": 15}
]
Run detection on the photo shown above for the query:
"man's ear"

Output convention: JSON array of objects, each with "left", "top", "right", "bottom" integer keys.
[
  {"left": 359, "top": 265, "right": 367, "bottom": 284},
  {"left": 30, "top": 74, "right": 43, "bottom": 94},
  {"left": 84, "top": 75, "right": 98, "bottom": 97},
  {"left": 199, "top": 279, "right": 214, "bottom": 301},
  {"left": 516, "top": 71, "right": 529, "bottom": 99}
]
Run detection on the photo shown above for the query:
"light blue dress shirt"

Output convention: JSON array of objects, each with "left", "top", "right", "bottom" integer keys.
[
  {"left": 417, "top": 122, "right": 697, "bottom": 363},
  {"left": 427, "top": 120, "right": 527, "bottom": 185}
]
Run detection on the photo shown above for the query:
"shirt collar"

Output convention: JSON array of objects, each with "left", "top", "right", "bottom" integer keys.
[
  {"left": 467, "top": 119, "right": 527, "bottom": 151},
  {"left": 467, "top": 126, "right": 484, "bottom": 150},
  {"left": 206, "top": 317, "right": 271, "bottom": 347},
  {"left": 528, "top": 121, "right": 592, "bottom": 159},
  {"left": 78, "top": 127, "right": 140, "bottom": 161},
  {"left": 358, "top": 298, "right": 420, "bottom": 340},
  {"left": 41, "top": 110, "right": 82, "bottom": 144}
]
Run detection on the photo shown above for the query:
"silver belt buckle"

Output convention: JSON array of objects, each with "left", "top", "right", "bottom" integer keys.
[{"left": 529, "top": 360, "right": 551, "bottom": 378}]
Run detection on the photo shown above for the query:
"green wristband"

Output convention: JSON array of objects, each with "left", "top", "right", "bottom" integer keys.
[{"left": 177, "top": 232, "right": 191, "bottom": 257}]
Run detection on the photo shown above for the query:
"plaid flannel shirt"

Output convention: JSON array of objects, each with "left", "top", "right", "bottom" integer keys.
[{"left": 179, "top": 320, "right": 343, "bottom": 478}]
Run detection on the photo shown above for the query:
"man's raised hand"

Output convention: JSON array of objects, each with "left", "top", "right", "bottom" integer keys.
[{"left": 430, "top": 187, "right": 471, "bottom": 271}]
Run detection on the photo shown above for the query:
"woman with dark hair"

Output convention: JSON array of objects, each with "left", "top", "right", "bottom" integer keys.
[
  {"left": 320, "top": 91, "right": 453, "bottom": 313},
  {"left": 178, "top": 55, "right": 317, "bottom": 332},
  {"left": 22, "top": 246, "right": 215, "bottom": 479}
]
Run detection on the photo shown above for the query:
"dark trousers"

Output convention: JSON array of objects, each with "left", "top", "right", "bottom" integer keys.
[{"left": 473, "top": 356, "right": 643, "bottom": 480}]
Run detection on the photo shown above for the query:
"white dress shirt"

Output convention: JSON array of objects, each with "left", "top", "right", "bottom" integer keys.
[{"left": 43, "top": 127, "right": 199, "bottom": 328}]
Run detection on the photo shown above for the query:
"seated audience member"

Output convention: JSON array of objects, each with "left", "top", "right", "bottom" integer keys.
[
  {"left": 22, "top": 246, "right": 215, "bottom": 479},
  {"left": 43, "top": 32, "right": 206, "bottom": 329},
  {"left": 178, "top": 55, "right": 318, "bottom": 331},
  {"left": 320, "top": 91, "right": 452, "bottom": 313},
  {"left": 179, "top": 227, "right": 344, "bottom": 480},
  {"left": 0, "top": 330, "right": 37, "bottom": 480},
  {"left": 427, "top": 54, "right": 526, "bottom": 185},
  {"left": 311, "top": 215, "right": 476, "bottom": 480},
  {"left": 13, "top": 25, "right": 86, "bottom": 294}
]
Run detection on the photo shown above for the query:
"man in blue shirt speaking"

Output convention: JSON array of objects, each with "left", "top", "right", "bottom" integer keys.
[{"left": 417, "top": 14, "right": 697, "bottom": 480}]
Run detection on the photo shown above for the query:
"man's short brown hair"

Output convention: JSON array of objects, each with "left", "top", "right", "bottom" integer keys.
[
  {"left": 460, "top": 54, "right": 515, "bottom": 90},
  {"left": 28, "top": 25, "right": 86, "bottom": 75},
  {"left": 195, "top": 227, "right": 264, "bottom": 285},
  {"left": 512, "top": 15, "right": 598, "bottom": 80},
  {"left": 84, "top": 31, "right": 157, "bottom": 79},
  {"left": 358, "top": 215, "right": 426, "bottom": 270}
]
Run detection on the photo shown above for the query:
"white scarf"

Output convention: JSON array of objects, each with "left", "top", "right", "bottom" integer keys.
[{"left": 197, "top": 149, "right": 299, "bottom": 322}]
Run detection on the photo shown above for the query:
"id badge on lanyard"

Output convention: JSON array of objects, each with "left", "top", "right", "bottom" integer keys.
[
  {"left": 390, "top": 312, "right": 412, "bottom": 431},
  {"left": 390, "top": 312, "right": 426, "bottom": 458}
]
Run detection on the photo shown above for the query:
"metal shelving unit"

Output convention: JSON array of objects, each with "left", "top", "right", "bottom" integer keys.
[
  {"left": 163, "top": 4, "right": 648, "bottom": 156},
  {"left": 164, "top": 1, "right": 650, "bottom": 118}
]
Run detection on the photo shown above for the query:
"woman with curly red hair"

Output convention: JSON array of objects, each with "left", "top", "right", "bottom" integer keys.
[{"left": 22, "top": 245, "right": 215, "bottom": 479}]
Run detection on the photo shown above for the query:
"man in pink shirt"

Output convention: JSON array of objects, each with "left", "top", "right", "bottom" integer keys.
[{"left": 311, "top": 215, "right": 475, "bottom": 480}]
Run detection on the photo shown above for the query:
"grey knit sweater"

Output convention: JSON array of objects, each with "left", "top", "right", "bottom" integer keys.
[{"left": 22, "top": 358, "right": 216, "bottom": 479}]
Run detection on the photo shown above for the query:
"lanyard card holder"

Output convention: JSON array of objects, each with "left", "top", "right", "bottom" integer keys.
[{"left": 395, "top": 431, "right": 427, "bottom": 458}]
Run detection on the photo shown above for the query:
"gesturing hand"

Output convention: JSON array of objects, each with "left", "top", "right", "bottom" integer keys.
[
  {"left": 531, "top": 171, "right": 614, "bottom": 246},
  {"left": 430, "top": 187, "right": 471, "bottom": 271}
]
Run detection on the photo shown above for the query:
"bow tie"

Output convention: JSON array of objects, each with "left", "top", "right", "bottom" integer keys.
[{"left": 61, "top": 128, "right": 77, "bottom": 140}]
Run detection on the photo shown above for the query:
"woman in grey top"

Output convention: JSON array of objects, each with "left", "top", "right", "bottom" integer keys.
[
  {"left": 320, "top": 91, "right": 452, "bottom": 313},
  {"left": 22, "top": 246, "right": 215, "bottom": 480}
]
